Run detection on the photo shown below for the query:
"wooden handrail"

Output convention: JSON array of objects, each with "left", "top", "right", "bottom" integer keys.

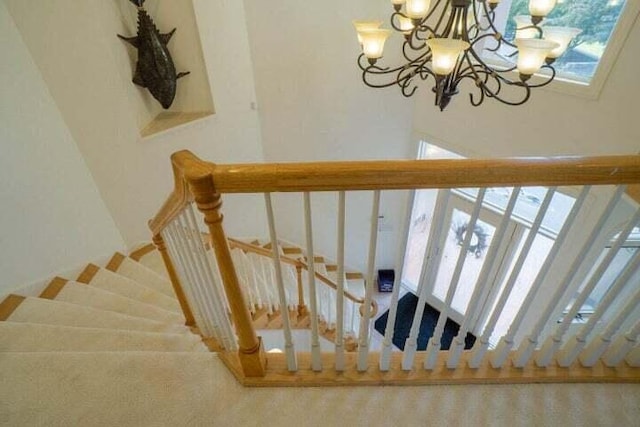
[
  {"left": 209, "top": 155, "right": 640, "bottom": 193},
  {"left": 228, "top": 238, "right": 365, "bottom": 304},
  {"left": 150, "top": 152, "right": 640, "bottom": 233}
]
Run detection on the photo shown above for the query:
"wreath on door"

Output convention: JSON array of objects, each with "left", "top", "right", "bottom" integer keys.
[{"left": 454, "top": 222, "right": 489, "bottom": 259}]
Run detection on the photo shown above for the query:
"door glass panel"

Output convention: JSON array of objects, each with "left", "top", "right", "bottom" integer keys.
[
  {"left": 487, "top": 231, "right": 554, "bottom": 344},
  {"left": 401, "top": 189, "right": 438, "bottom": 292},
  {"left": 432, "top": 209, "right": 497, "bottom": 315}
]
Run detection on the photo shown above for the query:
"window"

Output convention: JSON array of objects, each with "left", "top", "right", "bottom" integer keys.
[{"left": 480, "top": 0, "right": 639, "bottom": 96}]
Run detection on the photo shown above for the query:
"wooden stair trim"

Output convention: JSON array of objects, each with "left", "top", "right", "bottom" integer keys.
[
  {"left": 345, "top": 272, "right": 364, "bottom": 280},
  {"left": 325, "top": 264, "right": 338, "bottom": 272},
  {"left": 282, "top": 247, "right": 302, "bottom": 255},
  {"left": 218, "top": 350, "right": 640, "bottom": 387},
  {"left": 39, "top": 277, "right": 69, "bottom": 300},
  {"left": 0, "top": 295, "right": 26, "bottom": 321},
  {"left": 129, "top": 243, "right": 156, "bottom": 261},
  {"left": 76, "top": 264, "right": 100, "bottom": 284},
  {"left": 105, "top": 252, "right": 127, "bottom": 272}
]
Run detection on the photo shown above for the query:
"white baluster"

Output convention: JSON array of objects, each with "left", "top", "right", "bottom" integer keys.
[
  {"left": 580, "top": 286, "right": 640, "bottom": 367},
  {"left": 425, "top": 189, "right": 487, "bottom": 370},
  {"left": 186, "top": 204, "right": 238, "bottom": 351},
  {"left": 177, "top": 211, "right": 223, "bottom": 342},
  {"left": 602, "top": 320, "right": 640, "bottom": 367},
  {"left": 163, "top": 225, "right": 207, "bottom": 333},
  {"left": 561, "top": 250, "right": 640, "bottom": 367},
  {"left": 450, "top": 187, "right": 521, "bottom": 369},
  {"left": 357, "top": 190, "right": 381, "bottom": 372},
  {"left": 380, "top": 190, "right": 414, "bottom": 371},
  {"left": 549, "top": 206, "right": 640, "bottom": 367},
  {"left": 477, "top": 187, "right": 557, "bottom": 368},
  {"left": 509, "top": 186, "right": 591, "bottom": 367},
  {"left": 167, "top": 219, "right": 214, "bottom": 337},
  {"left": 265, "top": 193, "right": 297, "bottom": 371},
  {"left": 626, "top": 345, "right": 640, "bottom": 367},
  {"left": 303, "top": 192, "right": 322, "bottom": 371},
  {"left": 335, "top": 191, "right": 346, "bottom": 371},
  {"left": 402, "top": 189, "right": 451, "bottom": 370},
  {"left": 535, "top": 186, "right": 626, "bottom": 366}
]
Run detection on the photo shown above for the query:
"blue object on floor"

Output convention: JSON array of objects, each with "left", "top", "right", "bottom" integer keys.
[{"left": 374, "top": 292, "right": 476, "bottom": 351}]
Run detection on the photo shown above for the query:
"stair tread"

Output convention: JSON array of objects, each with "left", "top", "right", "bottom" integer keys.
[
  {"left": 47, "top": 280, "right": 184, "bottom": 324},
  {"left": 0, "top": 322, "right": 206, "bottom": 353},
  {"left": 4, "top": 297, "right": 188, "bottom": 334},
  {"left": 87, "top": 267, "right": 181, "bottom": 314},
  {"left": 116, "top": 256, "right": 176, "bottom": 298},
  {"left": 136, "top": 250, "right": 169, "bottom": 279}
]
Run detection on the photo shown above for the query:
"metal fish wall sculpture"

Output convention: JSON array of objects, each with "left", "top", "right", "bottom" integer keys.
[{"left": 118, "top": 0, "right": 190, "bottom": 109}]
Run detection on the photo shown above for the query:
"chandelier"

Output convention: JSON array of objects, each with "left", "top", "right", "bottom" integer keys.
[{"left": 354, "top": 0, "right": 582, "bottom": 110}]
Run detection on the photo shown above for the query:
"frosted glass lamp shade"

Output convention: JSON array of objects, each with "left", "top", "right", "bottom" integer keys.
[
  {"left": 515, "top": 38, "right": 559, "bottom": 75},
  {"left": 427, "top": 38, "right": 470, "bottom": 75},
  {"left": 360, "top": 29, "right": 392, "bottom": 59},
  {"left": 543, "top": 27, "right": 582, "bottom": 58},
  {"left": 514, "top": 16, "right": 539, "bottom": 39},
  {"left": 398, "top": 16, "right": 416, "bottom": 34},
  {"left": 353, "top": 20, "right": 384, "bottom": 44},
  {"left": 529, "top": 0, "right": 557, "bottom": 17},
  {"left": 488, "top": 0, "right": 501, "bottom": 5},
  {"left": 391, "top": 0, "right": 406, "bottom": 5},
  {"left": 405, "top": 0, "right": 432, "bottom": 19}
]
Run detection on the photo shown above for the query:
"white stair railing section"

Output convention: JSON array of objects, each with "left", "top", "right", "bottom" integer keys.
[
  {"left": 510, "top": 185, "right": 591, "bottom": 368},
  {"left": 335, "top": 191, "right": 346, "bottom": 371},
  {"left": 402, "top": 189, "right": 451, "bottom": 370},
  {"left": 447, "top": 187, "right": 521, "bottom": 368},
  {"left": 551, "top": 205, "right": 640, "bottom": 367},
  {"left": 303, "top": 192, "right": 322, "bottom": 371},
  {"left": 380, "top": 189, "right": 413, "bottom": 371},
  {"left": 149, "top": 151, "right": 640, "bottom": 383},
  {"left": 535, "top": 185, "right": 627, "bottom": 366},
  {"left": 573, "top": 251, "right": 640, "bottom": 367},
  {"left": 357, "top": 190, "right": 381, "bottom": 371},
  {"left": 162, "top": 204, "right": 236, "bottom": 351},
  {"left": 264, "top": 193, "right": 297, "bottom": 371},
  {"left": 425, "top": 188, "right": 487, "bottom": 369}
]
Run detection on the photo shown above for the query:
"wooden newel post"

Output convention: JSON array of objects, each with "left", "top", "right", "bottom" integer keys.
[
  {"left": 152, "top": 233, "right": 196, "bottom": 327},
  {"left": 188, "top": 172, "right": 267, "bottom": 377}
]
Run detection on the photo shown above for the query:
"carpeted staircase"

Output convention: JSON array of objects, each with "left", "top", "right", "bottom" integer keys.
[
  {"left": 0, "top": 249, "right": 207, "bottom": 354},
  {"left": 1, "top": 244, "right": 638, "bottom": 426}
]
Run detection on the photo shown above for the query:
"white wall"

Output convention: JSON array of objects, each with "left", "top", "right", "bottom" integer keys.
[
  {"left": 0, "top": 3, "right": 125, "bottom": 294},
  {"left": 243, "top": 0, "right": 415, "bottom": 271},
  {"left": 5, "top": 0, "right": 267, "bottom": 247}
]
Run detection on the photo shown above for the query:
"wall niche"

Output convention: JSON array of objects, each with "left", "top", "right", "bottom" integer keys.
[{"left": 117, "top": 0, "right": 214, "bottom": 138}]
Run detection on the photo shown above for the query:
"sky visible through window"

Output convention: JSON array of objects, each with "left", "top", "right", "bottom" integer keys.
[{"left": 488, "top": 0, "right": 628, "bottom": 83}]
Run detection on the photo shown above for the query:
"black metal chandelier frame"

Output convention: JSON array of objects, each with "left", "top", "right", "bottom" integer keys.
[{"left": 357, "top": 0, "right": 557, "bottom": 110}]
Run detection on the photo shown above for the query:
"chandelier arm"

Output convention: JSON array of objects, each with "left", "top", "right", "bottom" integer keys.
[
  {"left": 523, "top": 65, "right": 556, "bottom": 88},
  {"left": 467, "top": 73, "right": 533, "bottom": 106},
  {"left": 402, "top": 41, "right": 431, "bottom": 63}
]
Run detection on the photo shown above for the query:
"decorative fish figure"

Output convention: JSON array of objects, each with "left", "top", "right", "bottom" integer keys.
[{"left": 117, "top": 0, "right": 190, "bottom": 109}]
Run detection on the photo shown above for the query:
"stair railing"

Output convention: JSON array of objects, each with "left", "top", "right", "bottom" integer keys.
[
  {"left": 150, "top": 150, "right": 640, "bottom": 383},
  {"left": 228, "top": 237, "right": 366, "bottom": 345}
]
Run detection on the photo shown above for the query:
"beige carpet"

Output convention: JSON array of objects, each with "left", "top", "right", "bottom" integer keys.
[{"left": 0, "top": 352, "right": 638, "bottom": 427}]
